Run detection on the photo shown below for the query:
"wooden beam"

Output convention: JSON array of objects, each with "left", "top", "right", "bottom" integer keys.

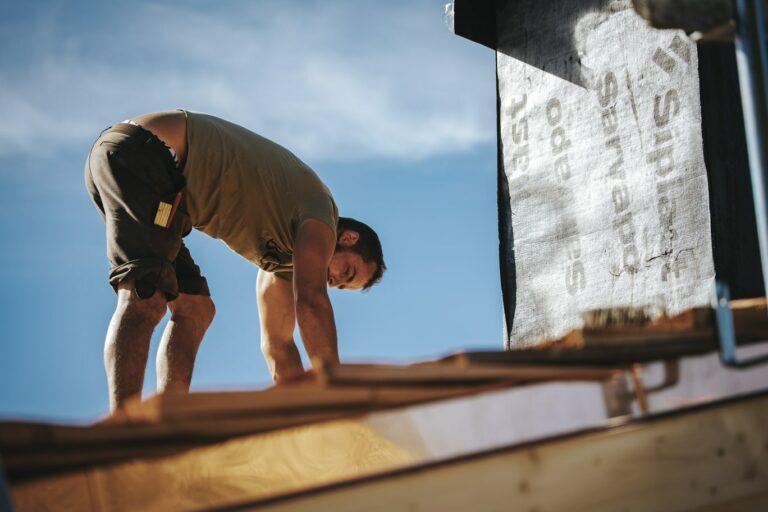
[
  {"left": 1, "top": 411, "right": 352, "bottom": 477},
  {"left": 444, "top": 298, "right": 768, "bottom": 366},
  {"left": 10, "top": 418, "right": 420, "bottom": 512},
  {"left": 566, "top": 297, "right": 768, "bottom": 349},
  {"left": 0, "top": 385, "right": 501, "bottom": 477},
  {"left": 127, "top": 384, "right": 498, "bottom": 422},
  {"left": 238, "top": 394, "right": 768, "bottom": 512},
  {"left": 314, "top": 361, "right": 621, "bottom": 386}
]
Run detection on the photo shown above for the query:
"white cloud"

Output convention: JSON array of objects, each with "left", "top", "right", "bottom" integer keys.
[{"left": 0, "top": 0, "right": 495, "bottom": 164}]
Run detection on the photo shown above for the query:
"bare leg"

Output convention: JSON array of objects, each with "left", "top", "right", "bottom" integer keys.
[
  {"left": 156, "top": 293, "right": 215, "bottom": 394},
  {"left": 104, "top": 282, "right": 167, "bottom": 413}
]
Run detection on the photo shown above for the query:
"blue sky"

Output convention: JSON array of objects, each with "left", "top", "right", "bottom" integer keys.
[{"left": 0, "top": 0, "right": 500, "bottom": 422}]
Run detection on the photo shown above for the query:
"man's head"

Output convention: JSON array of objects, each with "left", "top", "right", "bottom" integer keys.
[{"left": 327, "top": 217, "right": 385, "bottom": 291}]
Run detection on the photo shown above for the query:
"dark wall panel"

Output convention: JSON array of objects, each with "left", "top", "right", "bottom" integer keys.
[{"left": 699, "top": 43, "right": 765, "bottom": 298}]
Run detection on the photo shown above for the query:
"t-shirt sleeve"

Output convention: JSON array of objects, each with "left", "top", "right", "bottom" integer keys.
[{"left": 297, "top": 192, "right": 338, "bottom": 237}]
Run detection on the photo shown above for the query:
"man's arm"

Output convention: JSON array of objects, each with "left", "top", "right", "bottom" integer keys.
[
  {"left": 256, "top": 270, "right": 305, "bottom": 383},
  {"left": 292, "top": 219, "right": 339, "bottom": 365}
]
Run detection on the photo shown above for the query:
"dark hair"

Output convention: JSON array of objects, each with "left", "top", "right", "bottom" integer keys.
[{"left": 337, "top": 217, "right": 386, "bottom": 290}]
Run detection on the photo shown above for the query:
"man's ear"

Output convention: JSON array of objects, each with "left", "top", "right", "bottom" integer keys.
[{"left": 337, "top": 229, "right": 360, "bottom": 247}]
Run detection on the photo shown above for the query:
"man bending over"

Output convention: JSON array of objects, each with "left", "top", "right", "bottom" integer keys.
[{"left": 85, "top": 110, "right": 385, "bottom": 413}]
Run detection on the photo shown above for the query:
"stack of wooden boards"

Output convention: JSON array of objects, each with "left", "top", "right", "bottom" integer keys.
[
  {"left": 456, "top": 297, "right": 768, "bottom": 365},
  {"left": 0, "top": 363, "right": 619, "bottom": 481},
  {"left": 2, "top": 297, "right": 767, "bottom": 484}
]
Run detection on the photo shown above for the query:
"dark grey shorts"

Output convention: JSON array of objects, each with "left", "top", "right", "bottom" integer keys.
[{"left": 85, "top": 123, "right": 210, "bottom": 300}]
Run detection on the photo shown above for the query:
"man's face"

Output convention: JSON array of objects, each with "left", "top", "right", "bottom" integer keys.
[{"left": 326, "top": 230, "right": 377, "bottom": 291}]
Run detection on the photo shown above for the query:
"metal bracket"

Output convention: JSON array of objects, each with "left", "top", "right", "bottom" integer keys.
[
  {"left": 712, "top": 281, "right": 768, "bottom": 368},
  {"left": 629, "top": 361, "right": 681, "bottom": 415},
  {"left": 603, "top": 361, "right": 681, "bottom": 417}
]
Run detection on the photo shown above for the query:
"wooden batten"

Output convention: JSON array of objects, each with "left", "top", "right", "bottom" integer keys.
[
  {"left": 126, "top": 384, "right": 500, "bottom": 423},
  {"left": 565, "top": 297, "right": 768, "bottom": 348},
  {"left": 443, "top": 298, "right": 768, "bottom": 366},
  {"left": 313, "top": 360, "right": 621, "bottom": 386},
  {"left": 0, "top": 384, "right": 505, "bottom": 478}
]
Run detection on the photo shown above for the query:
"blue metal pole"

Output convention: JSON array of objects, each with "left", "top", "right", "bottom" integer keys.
[{"left": 719, "top": 0, "right": 768, "bottom": 366}]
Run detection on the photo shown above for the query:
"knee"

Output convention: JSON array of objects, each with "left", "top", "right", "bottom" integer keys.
[
  {"left": 169, "top": 294, "right": 216, "bottom": 327},
  {"left": 117, "top": 285, "right": 167, "bottom": 325}
]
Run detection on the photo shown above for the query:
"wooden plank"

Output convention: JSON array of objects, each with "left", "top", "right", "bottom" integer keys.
[
  {"left": 130, "top": 384, "right": 497, "bottom": 422},
  {"left": 441, "top": 299, "right": 768, "bottom": 366},
  {"left": 2, "top": 411, "right": 353, "bottom": 478},
  {"left": 4, "top": 378, "right": 616, "bottom": 510},
  {"left": 441, "top": 345, "right": 712, "bottom": 366},
  {"left": 314, "top": 361, "right": 621, "bottom": 386},
  {"left": 10, "top": 417, "right": 421, "bottom": 512},
  {"left": 1, "top": 385, "right": 503, "bottom": 477},
  {"left": 0, "top": 358, "right": 620, "bottom": 477},
  {"left": 10, "top": 470, "right": 98, "bottom": 512},
  {"left": 566, "top": 327, "right": 712, "bottom": 348},
  {"left": 731, "top": 297, "right": 768, "bottom": 340},
  {"left": 562, "top": 297, "right": 768, "bottom": 349},
  {"left": 0, "top": 386, "right": 490, "bottom": 450},
  {"left": 242, "top": 394, "right": 768, "bottom": 512},
  {"left": 689, "top": 490, "right": 768, "bottom": 512}
]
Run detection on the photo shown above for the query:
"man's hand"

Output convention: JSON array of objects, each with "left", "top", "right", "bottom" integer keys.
[
  {"left": 256, "top": 218, "right": 338, "bottom": 384},
  {"left": 292, "top": 219, "right": 339, "bottom": 365}
]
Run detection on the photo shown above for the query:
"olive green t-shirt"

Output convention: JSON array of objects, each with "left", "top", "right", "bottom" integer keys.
[{"left": 181, "top": 111, "right": 338, "bottom": 275}]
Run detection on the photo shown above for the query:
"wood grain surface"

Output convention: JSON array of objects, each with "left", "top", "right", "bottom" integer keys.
[
  {"left": 248, "top": 393, "right": 768, "bottom": 512},
  {"left": 11, "top": 419, "right": 417, "bottom": 512}
]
